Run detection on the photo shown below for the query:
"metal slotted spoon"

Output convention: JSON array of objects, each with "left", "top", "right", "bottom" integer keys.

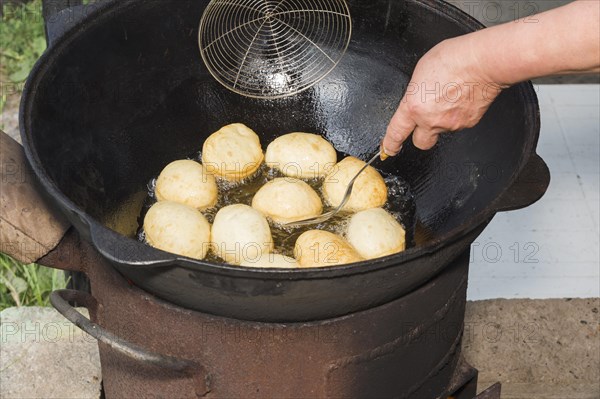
[
  {"left": 284, "top": 150, "right": 382, "bottom": 228},
  {"left": 198, "top": 0, "right": 352, "bottom": 99}
]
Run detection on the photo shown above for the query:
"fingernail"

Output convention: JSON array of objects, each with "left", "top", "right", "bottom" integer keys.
[{"left": 380, "top": 143, "right": 401, "bottom": 160}]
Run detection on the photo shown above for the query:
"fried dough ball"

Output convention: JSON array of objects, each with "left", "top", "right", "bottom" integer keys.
[
  {"left": 346, "top": 208, "right": 406, "bottom": 259},
  {"left": 240, "top": 253, "right": 299, "bottom": 268},
  {"left": 155, "top": 160, "right": 217, "bottom": 210},
  {"left": 144, "top": 201, "right": 211, "bottom": 260},
  {"left": 322, "top": 156, "right": 387, "bottom": 212},
  {"left": 202, "top": 123, "right": 264, "bottom": 182},
  {"left": 211, "top": 204, "right": 274, "bottom": 265},
  {"left": 252, "top": 178, "right": 323, "bottom": 224},
  {"left": 265, "top": 132, "right": 337, "bottom": 179},
  {"left": 294, "top": 230, "right": 363, "bottom": 268}
]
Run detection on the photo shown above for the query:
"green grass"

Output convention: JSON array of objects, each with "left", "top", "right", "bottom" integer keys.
[
  {"left": 0, "top": 1, "right": 70, "bottom": 310},
  {"left": 0, "top": 253, "right": 69, "bottom": 311},
  {"left": 0, "top": 0, "right": 46, "bottom": 115},
  {"left": 0, "top": 0, "right": 59, "bottom": 310}
]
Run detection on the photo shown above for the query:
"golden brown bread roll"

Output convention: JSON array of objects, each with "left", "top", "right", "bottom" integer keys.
[
  {"left": 346, "top": 208, "right": 406, "bottom": 259},
  {"left": 322, "top": 156, "right": 387, "bottom": 212},
  {"left": 211, "top": 204, "right": 274, "bottom": 265},
  {"left": 202, "top": 123, "right": 264, "bottom": 182},
  {"left": 144, "top": 201, "right": 211, "bottom": 260},
  {"left": 294, "top": 230, "right": 363, "bottom": 268},
  {"left": 252, "top": 178, "right": 323, "bottom": 224},
  {"left": 265, "top": 132, "right": 337, "bottom": 179},
  {"left": 155, "top": 160, "right": 218, "bottom": 210}
]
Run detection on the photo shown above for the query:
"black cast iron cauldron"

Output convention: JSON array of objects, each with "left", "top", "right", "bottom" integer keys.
[{"left": 22, "top": 0, "right": 549, "bottom": 322}]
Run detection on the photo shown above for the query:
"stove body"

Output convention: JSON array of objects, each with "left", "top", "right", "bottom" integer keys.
[{"left": 44, "top": 232, "right": 493, "bottom": 398}]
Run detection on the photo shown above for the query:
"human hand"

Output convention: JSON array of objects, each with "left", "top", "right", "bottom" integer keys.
[{"left": 382, "top": 37, "right": 505, "bottom": 154}]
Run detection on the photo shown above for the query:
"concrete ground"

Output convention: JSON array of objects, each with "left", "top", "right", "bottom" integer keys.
[
  {"left": 1, "top": 298, "right": 598, "bottom": 398},
  {"left": 0, "top": 307, "right": 102, "bottom": 399},
  {"left": 464, "top": 298, "right": 599, "bottom": 398}
]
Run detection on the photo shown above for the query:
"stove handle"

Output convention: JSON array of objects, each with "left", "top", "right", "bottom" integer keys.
[
  {"left": 493, "top": 153, "right": 550, "bottom": 212},
  {"left": 42, "top": 0, "right": 80, "bottom": 46},
  {"left": 50, "top": 289, "right": 210, "bottom": 394}
]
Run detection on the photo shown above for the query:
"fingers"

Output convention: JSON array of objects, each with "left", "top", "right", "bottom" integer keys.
[
  {"left": 412, "top": 126, "right": 439, "bottom": 150},
  {"left": 384, "top": 101, "right": 439, "bottom": 153},
  {"left": 383, "top": 100, "right": 416, "bottom": 156}
]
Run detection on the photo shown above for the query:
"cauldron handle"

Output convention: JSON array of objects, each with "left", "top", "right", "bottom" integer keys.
[
  {"left": 42, "top": 0, "right": 82, "bottom": 18},
  {"left": 494, "top": 153, "right": 551, "bottom": 212},
  {"left": 50, "top": 289, "right": 209, "bottom": 387}
]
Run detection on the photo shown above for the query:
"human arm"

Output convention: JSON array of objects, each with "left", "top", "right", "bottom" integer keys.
[{"left": 382, "top": 0, "right": 600, "bottom": 154}]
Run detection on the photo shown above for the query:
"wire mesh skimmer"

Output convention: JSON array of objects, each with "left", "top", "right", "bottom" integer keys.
[{"left": 198, "top": 0, "right": 352, "bottom": 99}]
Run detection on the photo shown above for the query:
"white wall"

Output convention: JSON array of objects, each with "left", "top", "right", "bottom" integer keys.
[
  {"left": 467, "top": 85, "right": 600, "bottom": 299},
  {"left": 447, "top": 0, "right": 574, "bottom": 26}
]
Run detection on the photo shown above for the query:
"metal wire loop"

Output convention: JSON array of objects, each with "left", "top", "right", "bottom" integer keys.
[{"left": 199, "top": 0, "right": 352, "bottom": 99}]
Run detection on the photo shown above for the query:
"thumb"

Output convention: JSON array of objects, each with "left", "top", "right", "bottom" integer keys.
[{"left": 383, "top": 100, "right": 416, "bottom": 156}]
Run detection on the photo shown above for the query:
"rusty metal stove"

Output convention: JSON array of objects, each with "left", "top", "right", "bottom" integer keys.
[{"left": 46, "top": 230, "right": 501, "bottom": 398}]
